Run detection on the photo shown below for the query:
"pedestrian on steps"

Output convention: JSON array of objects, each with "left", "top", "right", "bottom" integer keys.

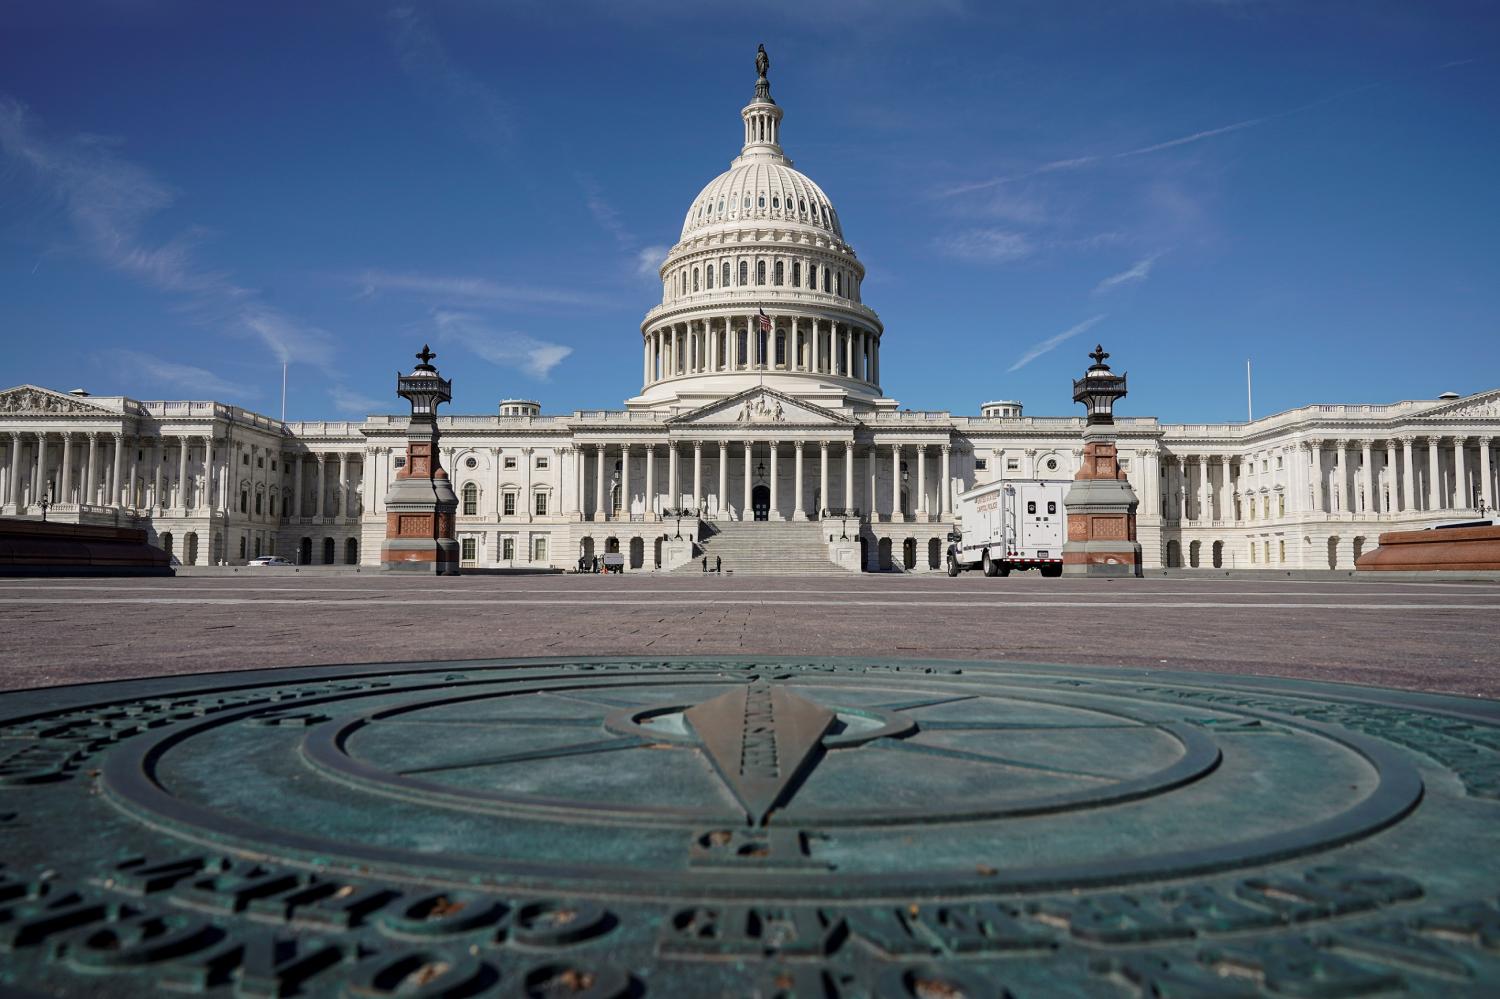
[
  {"left": 715, "top": 555, "right": 722, "bottom": 574},
  {"left": 702, "top": 556, "right": 708, "bottom": 573}
]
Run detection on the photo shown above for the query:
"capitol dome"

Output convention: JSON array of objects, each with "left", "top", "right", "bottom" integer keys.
[{"left": 629, "top": 49, "right": 886, "bottom": 413}]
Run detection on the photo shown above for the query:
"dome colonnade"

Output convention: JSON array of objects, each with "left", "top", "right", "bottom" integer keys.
[{"left": 633, "top": 46, "right": 883, "bottom": 409}]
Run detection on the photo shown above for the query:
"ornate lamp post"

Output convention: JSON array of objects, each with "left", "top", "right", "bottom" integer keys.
[
  {"left": 379, "top": 345, "right": 460, "bottom": 575},
  {"left": 1061, "top": 344, "right": 1142, "bottom": 577}
]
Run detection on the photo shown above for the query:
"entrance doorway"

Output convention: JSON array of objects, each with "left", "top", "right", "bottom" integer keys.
[{"left": 752, "top": 484, "right": 770, "bottom": 521}]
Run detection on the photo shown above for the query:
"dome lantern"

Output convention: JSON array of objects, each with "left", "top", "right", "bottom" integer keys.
[{"left": 741, "top": 44, "right": 786, "bottom": 163}]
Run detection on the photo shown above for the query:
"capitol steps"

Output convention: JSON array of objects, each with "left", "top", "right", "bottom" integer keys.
[{"left": 672, "top": 520, "right": 851, "bottom": 575}]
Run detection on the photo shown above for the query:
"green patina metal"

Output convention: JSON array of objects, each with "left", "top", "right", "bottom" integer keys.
[{"left": 1, "top": 656, "right": 1498, "bottom": 996}]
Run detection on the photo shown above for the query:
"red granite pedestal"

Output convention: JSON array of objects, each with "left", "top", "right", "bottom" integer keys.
[
  {"left": 0, "top": 518, "right": 173, "bottom": 576},
  {"left": 1355, "top": 523, "right": 1500, "bottom": 572}
]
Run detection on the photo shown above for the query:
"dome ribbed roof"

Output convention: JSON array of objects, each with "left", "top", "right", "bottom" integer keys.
[{"left": 680, "top": 161, "right": 843, "bottom": 240}]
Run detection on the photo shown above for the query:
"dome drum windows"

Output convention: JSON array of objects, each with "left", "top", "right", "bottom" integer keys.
[
  {"left": 792, "top": 261, "right": 801, "bottom": 287},
  {"left": 738, "top": 261, "right": 748, "bottom": 286},
  {"left": 722, "top": 262, "right": 731, "bottom": 287},
  {"left": 692, "top": 267, "right": 700, "bottom": 292},
  {"left": 773, "top": 261, "right": 784, "bottom": 286},
  {"left": 756, "top": 260, "right": 766, "bottom": 285},
  {"left": 705, "top": 266, "right": 714, "bottom": 290}
]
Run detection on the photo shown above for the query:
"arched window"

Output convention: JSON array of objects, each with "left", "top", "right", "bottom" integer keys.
[
  {"left": 792, "top": 262, "right": 801, "bottom": 287},
  {"left": 773, "top": 261, "right": 783, "bottom": 286},
  {"left": 722, "top": 262, "right": 731, "bottom": 287},
  {"left": 705, "top": 266, "right": 714, "bottom": 290},
  {"left": 743, "top": 196, "right": 750, "bottom": 209},
  {"left": 758, "top": 194, "right": 765, "bottom": 208},
  {"left": 462, "top": 482, "right": 478, "bottom": 516},
  {"left": 717, "top": 199, "right": 723, "bottom": 213},
  {"left": 772, "top": 195, "right": 779, "bottom": 210},
  {"left": 692, "top": 267, "right": 699, "bottom": 292},
  {"left": 776, "top": 331, "right": 786, "bottom": 366},
  {"left": 756, "top": 260, "right": 766, "bottom": 285},
  {"left": 254, "top": 493, "right": 262, "bottom": 515},
  {"left": 836, "top": 272, "right": 843, "bottom": 297},
  {"left": 808, "top": 264, "right": 816, "bottom": 290},
  {"left": 823, "top": 269, "right": 831, "bottom": 293},
  {"left": 738, "top": 261, "right": 748, "bottom": 285},
  {"left": 799, "top": 198, "right": 807, "bottom": 215}
]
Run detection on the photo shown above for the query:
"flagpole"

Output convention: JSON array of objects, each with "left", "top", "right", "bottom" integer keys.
[
  {"left": 1246, "top": 358, "right": 1253, "bottom": 422},
  {"left": 281, "top": 363, "right": 288, "bottom": 423}
]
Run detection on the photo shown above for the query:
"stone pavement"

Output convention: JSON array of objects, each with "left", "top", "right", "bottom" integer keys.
[{"left": 1, "top": 572, "right": 1497, "bottom": 697}]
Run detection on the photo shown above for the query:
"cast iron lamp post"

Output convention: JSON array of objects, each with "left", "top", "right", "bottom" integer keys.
[{"left": 1072, "top": 344, "right": 1129, "bottom": 426}]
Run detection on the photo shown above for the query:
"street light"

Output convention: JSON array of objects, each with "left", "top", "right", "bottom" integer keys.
[{"left": 1072, "top": 344, "right": 1128, "bottom": 426}]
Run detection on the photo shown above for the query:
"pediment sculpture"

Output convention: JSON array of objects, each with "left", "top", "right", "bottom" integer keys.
[
  {"left": 0, "top": 387, "right": 107, "bottom": 416},
  {"left": 735, "top": 397, "right": 785, "bottom": 423}
]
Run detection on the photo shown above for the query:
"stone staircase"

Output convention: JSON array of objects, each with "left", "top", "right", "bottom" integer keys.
[{"left": 672, "top": 520, "right": 851, "bottom": 575}]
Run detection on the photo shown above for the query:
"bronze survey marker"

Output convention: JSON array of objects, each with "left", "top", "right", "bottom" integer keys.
[{"left": 1, "top": 656, "right": 1498, "bottom": 996}]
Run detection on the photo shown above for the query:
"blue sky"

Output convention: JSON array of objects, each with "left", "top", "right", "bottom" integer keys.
[{"left": 1, "top": 1, "right": 1496, "bottom": 422}]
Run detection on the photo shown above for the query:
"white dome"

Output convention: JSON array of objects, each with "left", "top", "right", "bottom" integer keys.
[{"left": 681, "top": 161, "right": 843, "bottom": 241}]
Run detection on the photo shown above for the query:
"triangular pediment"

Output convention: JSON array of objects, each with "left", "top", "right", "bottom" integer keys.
[
  {"left": 1418, "top": 388, "right": 1500, "bottom": 421},
  {"left": 0, "top": 384, "right": 119, "bottom": 417},
  {"left": 666, "top": 387, "right": 856, "bottom": 427}
]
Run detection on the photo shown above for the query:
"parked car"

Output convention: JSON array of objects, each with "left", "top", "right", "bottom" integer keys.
[{"left": 246, "top": 556, "right": 293, "bottom": 567}]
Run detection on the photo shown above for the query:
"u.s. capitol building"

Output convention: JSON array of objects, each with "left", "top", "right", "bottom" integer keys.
[{"left": 3, "top": 58, "right": 1497, "bottom": 573}]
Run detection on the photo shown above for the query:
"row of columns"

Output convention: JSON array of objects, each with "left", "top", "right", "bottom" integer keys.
[
  {"left": 3, "top": 430, "right": 217, "bottom": 513},
  {"left": 286, "top": 451, "right": 362, "bottom": 521},
  {"left": 644, "top": 316, "right": 880, "bottom": 385},
  {"left": 1160, "top": 435, "right": 1495, "bottom": 523},
  {"left": 569, "top": 440, "right": 950, "bottom": 522}
]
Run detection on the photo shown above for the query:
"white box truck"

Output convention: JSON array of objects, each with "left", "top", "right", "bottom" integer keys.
[{"left": 946, "top": 479, "right": 1069, "bottom": 577}]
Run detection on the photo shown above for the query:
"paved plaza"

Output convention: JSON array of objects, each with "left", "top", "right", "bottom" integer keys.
[{"left": 1, "top": 571, "right": 1497, "bottom": 697}]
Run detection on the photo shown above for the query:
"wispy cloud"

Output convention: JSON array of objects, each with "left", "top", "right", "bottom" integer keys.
[
  {"left": 939, "top": 83, "right": 1382, "bottom": 198},
  {"left": 578, "top": 173, "right": 634, "bottom": 248},
  {"left": 634, "top": 245, "right": 668, "bottom": 279},
  {"left": 431, "top": 310, "right": 572, "bottom": 380},
  {"left": 934, "top": 228, "right": 1034, "bottom": 263},
  {"left": 1093, "top": 254, "right": 1162, "bottom": 295},
  {"left": 100, "top": 349, "right": 254, "bottom": 400},
  {"left": 386, "top": 6, "right": 512, "bottom": 153},
  {"left": 1007, "top": 315, "right": 1107, "bottom": 373},
  {"left": 329, "top": 385, "right": 386, "bottom": 415},
  {"left": 0, "top": 95, "right": 334, "bottom": 370},
  {"left": 353, "top": 269, "right": 615, "bottom": 309}
]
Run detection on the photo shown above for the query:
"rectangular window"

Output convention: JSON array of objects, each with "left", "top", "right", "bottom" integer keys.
[
  {"left": 974, "top": 458, "right": 988, "bottom": 471},
  {"left": 463, "top": 491, "right": 477, "bottom": 516},
  {"left": 1277, "top": 495, "right": 1285, "bottom": 516},
  {"left": 1279, "top": 539, "right": 1286, "bottom": 563},
  {"left": 502, "top": 537, "right": 515, "bottom": 560},
  {"left": 535, "top": 456, "right": 549, "bottom": 469},
  {"left": 533, "top": 536, "right": 548, "bottom": 562},
  {"left": 1262, "top": 496, "right": 1270, "bottom": 518},
  {"left": 1276, "top": 456, "right": 1284, "bottom": 469},
  {"left": 504, "top": 456, "right": 517, "bottom": 469},
  {"left": 1005, "top": 458, "right": 1019, "bottom": 471},
  {"left": 1263, "top": 540, "right": 1271, "bottom": 563},
  {"left": 503, "top": 493, "right": 517, "bottom": 517},
  {"left": 393, "top": 456, "right": 406, "bottom": 469},
  {"left": 1250, "top": 542, "right": 1258, "bottom": 564},
  {"left": 460, "top": 537, "right": 476, "bottom": 561},
  {"left": 534, "top": 493, "right": 548, "bottom": 516}
]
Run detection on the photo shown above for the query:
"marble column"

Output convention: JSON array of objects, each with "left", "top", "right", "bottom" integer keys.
[
  {"left": 7, "top": 433, "right": 22, "bottom": 510},
  {"left": 1360, "top": 440, "right": 1374, "bottom": 515},
  {"left": 338, "top": 452, "right": 350, "bottom": 519},
  {"left": 844, "top": 441, "right": 854, "bottom": 513},
  {"left": 769, "top": 441, "right": 780, "bottom": 520},
  {"left": 202, "top": 436, "right": 215, "bottom": 513},
  {"left": 1383, "top": 440, "right": 1397, "bottom": 514},
  {"left": 718, "top": 441, "right": 728, "bottom": 517},
  {"left": 177, "top": 437, "right": 190, "bottom": 511},
  {"left": 917, "top": 445, "right": 928, "bottom": 518},
  {"left": 1427, "top": 437, "right": 1442, "bottom": 511},
  {"left": 890, "top": 443, "right": 901, "bottom": 520},
  {"left": 939, "top": 445, "right": 950, "bottom": 518},
  {"left": 819, "top": 441, "right": 829, "bottom": 517},
  {"left": 110, "top": 433, "right": 124, "bottom": 508},
  {"left": 1401, "top": 436, "right": 1416, "bottom": 513},
  {"left": 313, "top": 454, "right": 326, "bottom": 522},
  {"left": 793, "top": 441, "right": 805, "bottom": 520},
  {"left": 1480, "top": 437, "right": 1494, "bottom": 512},
  {"left": 59, "top": 433, "right": 73, "bottom": 505},
  {"left": 645, "top": 444, "right": 656, "bottom": 518},
  {"left": 620, "top": 444, "right": 631, "bottom": 520},
  {"left": 692, "top": 441, "right": 702, "bottom": 513},
  {"left": 35, "top": 432, "right": 49, "bottom": 506},
  {"left": 1308, "top": 443, "right": 1323, "bottom": 514},
  {"left": 1197, "top": 455, "right": 1209, "bottom": 522},
  {"left": 742, "top": 441, "right": 752, "bottom": 518},
  {"left": 293, "top": 456, "right": 304, "bottom": 518},
  {"left": 594, "top": 445, "right": 606, "bottom": 519},
  {"left": 1454, "top": 437, "right": 1469, "bottom": 510},
  {"left": 668, "top": 441, "right": 679, "bottom": 513},
  {"left": 85, "top": 433, "right": 98, "bottom": 506}
]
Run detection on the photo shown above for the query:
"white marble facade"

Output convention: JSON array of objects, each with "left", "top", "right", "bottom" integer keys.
[{"left": 3, "top": 64, "right": 1498, "bottom": 571}]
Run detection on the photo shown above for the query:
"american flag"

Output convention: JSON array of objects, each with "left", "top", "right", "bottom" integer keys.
[{"left": 757, "top": 308, "right": 771, "bottom": 332}]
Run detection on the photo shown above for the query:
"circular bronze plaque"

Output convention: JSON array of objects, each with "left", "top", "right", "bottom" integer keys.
[{"left": 1, "top": 656, "right": 1497, "bottom": 996}]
